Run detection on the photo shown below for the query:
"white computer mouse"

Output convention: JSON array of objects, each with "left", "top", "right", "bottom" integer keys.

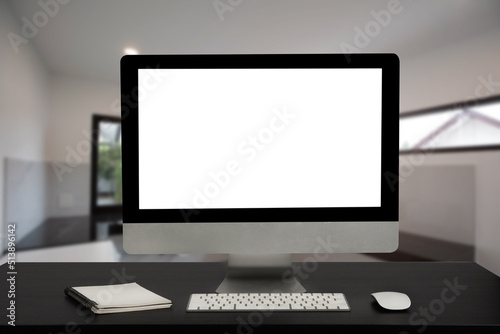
[{"left": 371, "top": 291, "right": 411, "bottom": 310}]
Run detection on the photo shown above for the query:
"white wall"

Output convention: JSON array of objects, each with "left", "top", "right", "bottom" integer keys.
[
  {"left": 399, "top": 165, "right": 475, "bottom": 245},
  {"left": 400, "top": 28, "right": 500, "bottom": 276},
  {"left": 42, "top": 75, "right": 119, "bottom": 217},
  {"left": 0, "top": 2, "right": 49, "bottom": 250},
  {"left": 403, "top": 152, "right": 500, "bottom": 276},
  {"left": 401, "top": 28, "right": 500, "bottom": 112},
  {"left": 46, "top": 74, "right": 120, "bottom": 164}
]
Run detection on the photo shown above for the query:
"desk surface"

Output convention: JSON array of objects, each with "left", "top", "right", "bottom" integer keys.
[{"left": 1, "top": 262, "right": 499, "bottom": 333}]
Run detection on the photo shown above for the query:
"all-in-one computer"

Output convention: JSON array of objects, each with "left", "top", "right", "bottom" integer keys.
[{"left": 120, "top": 54, "right": 399, "bottom": 303}]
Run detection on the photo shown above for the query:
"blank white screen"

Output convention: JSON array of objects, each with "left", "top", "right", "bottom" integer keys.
[{"left": 138, "top": 68, "right": 381, "bottom": 209}]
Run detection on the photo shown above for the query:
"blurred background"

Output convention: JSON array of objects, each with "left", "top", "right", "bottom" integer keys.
[{"left": 0, "top": 1, "right": 499, "bottom": 275}]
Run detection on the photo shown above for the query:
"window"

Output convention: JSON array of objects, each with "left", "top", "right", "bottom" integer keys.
[
  {"left": 400, "top": 96, "right": 500, "bottom": 153},
  {"left": 91, "top": 115, "right": 122, "bottom": 216}
]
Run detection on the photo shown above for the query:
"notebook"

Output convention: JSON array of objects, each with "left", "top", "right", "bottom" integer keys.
[{"left": 64, "top": 282, "right": 172, "bottom": 314}]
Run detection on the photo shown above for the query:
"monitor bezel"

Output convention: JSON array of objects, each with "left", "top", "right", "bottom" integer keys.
[{"left": 121, "top": 54, "right": 399, "bottom": 224}]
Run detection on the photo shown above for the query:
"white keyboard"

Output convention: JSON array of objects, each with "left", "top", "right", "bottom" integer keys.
[{"left": 187, "top": 293, "right": 350, "bottom": 312}]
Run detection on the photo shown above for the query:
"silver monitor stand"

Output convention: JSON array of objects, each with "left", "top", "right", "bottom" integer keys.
[{"left": 216, "top": 254, "right": 306, "bottom": 293}]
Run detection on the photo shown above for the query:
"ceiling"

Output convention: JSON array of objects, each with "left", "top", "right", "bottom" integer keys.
[{"left": 7, "top": 0, "right": 500, "bottom": 84}]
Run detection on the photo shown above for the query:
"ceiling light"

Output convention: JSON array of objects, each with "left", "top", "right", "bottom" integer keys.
[{"left": 123, "top": 47, "right": 139, "bottom": 55}]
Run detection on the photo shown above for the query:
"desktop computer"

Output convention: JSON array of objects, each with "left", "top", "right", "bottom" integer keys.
[{"left": 120, "top": 54, "right": 399, "bottom": 298}]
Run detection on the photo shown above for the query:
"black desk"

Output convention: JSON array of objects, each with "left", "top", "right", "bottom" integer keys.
[{"left": 2, "top": 262, "right": 499, "bottom": 333}]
